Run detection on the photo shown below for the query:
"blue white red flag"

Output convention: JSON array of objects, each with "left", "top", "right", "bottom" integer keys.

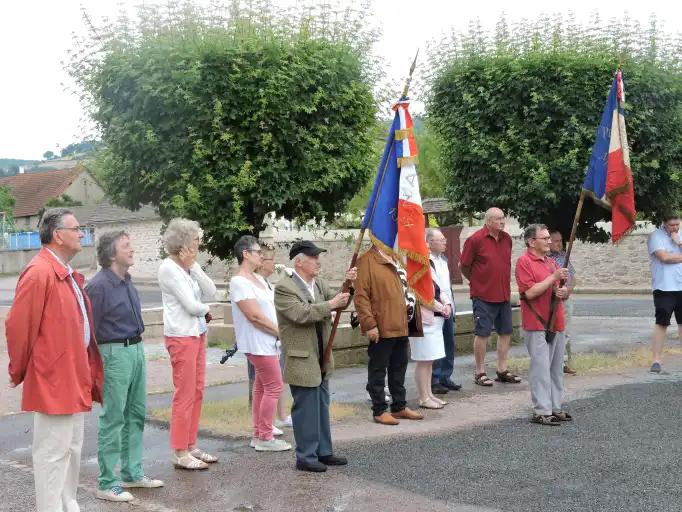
[
  {"left": 582, "top": 70, "right": 636, "bottom": 243},
  {"left": 361, "top": 99, "right": 434, "bottom": 304}
]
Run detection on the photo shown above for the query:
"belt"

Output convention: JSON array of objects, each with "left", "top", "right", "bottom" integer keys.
[{"left": 99, "top": 335, "right": 142, "bottom": 347}]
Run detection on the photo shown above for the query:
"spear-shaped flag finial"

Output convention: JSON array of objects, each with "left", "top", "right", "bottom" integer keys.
[{"left": 400, "top": 50, "right": 420, "bottom": 101}]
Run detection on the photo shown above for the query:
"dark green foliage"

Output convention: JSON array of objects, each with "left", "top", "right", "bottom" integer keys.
[
  {"left": 0, "top": 186, "right": 16, "bottom": 232},
  {"left": 60, "top": 140, "right": 102, "bottom": 158},
  {"left": 44, "top": 194, "right": 83, "bottom": 208},
  {"left": 427, "top": 14, "right": 682, "bottom": 241},
  {"left": 68, "top": 1, "right": 378, "bottom": 257}
]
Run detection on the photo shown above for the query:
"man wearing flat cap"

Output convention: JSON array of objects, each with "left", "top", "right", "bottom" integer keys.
[{"left": 274, "top": 241, "right": 356, "bottom": 472}]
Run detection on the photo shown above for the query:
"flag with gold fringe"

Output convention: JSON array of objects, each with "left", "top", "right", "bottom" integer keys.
[{"left": 361, "top": 99, "right": 434, "bottom": 304}]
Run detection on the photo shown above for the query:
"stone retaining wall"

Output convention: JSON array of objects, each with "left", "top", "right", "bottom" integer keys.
[
  {"left": 102, "top": 220, "right": 656, "bottom": 291},
  {"left": 144, "top": 302, "right": 522, "bottom": 368}
]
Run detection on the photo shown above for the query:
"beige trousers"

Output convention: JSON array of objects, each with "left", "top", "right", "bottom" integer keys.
[{"left": 32, "top": 412, "right": 84, "bottom": 512}]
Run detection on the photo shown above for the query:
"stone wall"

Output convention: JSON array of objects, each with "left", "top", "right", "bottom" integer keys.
[
  {"left": 95, "top": 219, "right": 237, "bottom": 283},
  {"left": 501, "top": 224, "right": 653, "bottom": 290},
  {"left": 0, "top": 246, "right": 96, "bottom": 274},
  {"left": 96, "top": 219, "right": 656, "bottom": 291}
]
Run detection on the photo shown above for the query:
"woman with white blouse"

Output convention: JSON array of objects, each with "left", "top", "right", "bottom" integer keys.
[
  {"left": 230, "top": 235, "right": 291, "bottom": 452},
  {"left": 158, "top": 218, "right": 217, "bottom": 469}
]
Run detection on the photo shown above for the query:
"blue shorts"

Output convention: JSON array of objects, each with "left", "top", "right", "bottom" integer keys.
[{"left": 472, "top": 298, "right": 513, "bottom": 337}]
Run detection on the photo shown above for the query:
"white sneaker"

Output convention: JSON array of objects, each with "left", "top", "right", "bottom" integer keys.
[
  {"left": 272, "top": 425, "right": 284, "bottom": 436},
  {"left": 121, "top": 476, "right": 164, "bottom": 488},
  {"left": 274, "top": 415, "right": 293, "bottom": 428},
  {"left": 96, "top": 486, "right": 134, "bottom": 502},
  {"left": 254, "top": 438, "right": 292, "bottom": 452},
  {"left": 249, "top": 437, "right": 258, "bottom": 448}
]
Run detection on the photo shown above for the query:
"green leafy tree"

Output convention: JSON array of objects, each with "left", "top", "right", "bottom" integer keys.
[
  {"left": 427, "top": 14, "right": 682, "bottom": 241},
  {"left": 68, "top": 0, "right": 379, "bottom": 257},
  {"left": 42, "top": 151, "right": 55, "bottom": 160},
  {"left": 44, "top": 194, "right": 83, "bottom": 208},
  {"left": 0, "top": 186, "right": 16, "bottom": 232}
]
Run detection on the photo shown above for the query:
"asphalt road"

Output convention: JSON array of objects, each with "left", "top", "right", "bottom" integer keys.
[
  {"left": 343, "top": 377, "right": 682, "bottom": 512},
  {"left": 2, "top": 375, "right": 681, "bottom": 511}
]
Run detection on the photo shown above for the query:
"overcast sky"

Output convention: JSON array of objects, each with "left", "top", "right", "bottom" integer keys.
[{"left": 1, "top": 0, "right": 680, "bottom": 160}]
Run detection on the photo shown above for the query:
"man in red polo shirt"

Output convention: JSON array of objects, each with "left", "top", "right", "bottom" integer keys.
[
  {"left": 515, "top": 224, "right": 572, "bottom": 426},
  {"left": 460, "top": 207, "right": 520, "bottom": 386}
]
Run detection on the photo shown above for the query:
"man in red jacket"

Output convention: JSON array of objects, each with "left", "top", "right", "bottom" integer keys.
[{"left": 6, "top": 207, "right": 103, "bottom": 512}]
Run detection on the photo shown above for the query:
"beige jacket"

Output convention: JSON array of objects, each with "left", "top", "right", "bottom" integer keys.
[{"left": 274, "top": 273, "right": 337, "bottom": 387}]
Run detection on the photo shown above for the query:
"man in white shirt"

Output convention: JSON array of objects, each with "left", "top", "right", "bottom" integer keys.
[
  {"left": 426, "top": 229, "right": 461, "bottom": 393},
  {"left": 647, "top": 213, "right": 682, "bottom": 373}
]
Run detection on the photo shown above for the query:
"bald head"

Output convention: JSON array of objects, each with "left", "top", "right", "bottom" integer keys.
[{"left": 484, "top": 207, "right": 506, "bottom": 234}]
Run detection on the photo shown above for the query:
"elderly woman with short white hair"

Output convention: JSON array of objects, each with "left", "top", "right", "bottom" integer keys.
[{"left": 158, "top": 218, "right": 217, "bottom": 469}]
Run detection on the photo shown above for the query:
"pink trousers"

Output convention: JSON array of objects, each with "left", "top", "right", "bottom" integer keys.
[
  {"left": 165, "top": 334, "right": 206, "bottom": 450},
  {"left": 246, "top": 354, "right": 283, "bottom": 440}
]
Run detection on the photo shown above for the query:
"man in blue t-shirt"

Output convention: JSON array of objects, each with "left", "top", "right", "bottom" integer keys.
[{"left": 647, "top": 213, "right": 682, "bottom": 373}]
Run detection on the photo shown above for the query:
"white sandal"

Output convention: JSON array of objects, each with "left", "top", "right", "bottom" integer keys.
[
  {"left": 173, "top": 454, "right": 208, "bottom": 470},
  {"left": 190, "top": 448, "right": 218, "bottom": 463}
]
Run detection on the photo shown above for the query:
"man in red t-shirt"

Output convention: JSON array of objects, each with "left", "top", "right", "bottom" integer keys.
[
  {"left": 515, "top": 224, "right": 572, "bottom": 426},
  {"left": 460, "top": 207, "right": 520, "bottom": 386}
]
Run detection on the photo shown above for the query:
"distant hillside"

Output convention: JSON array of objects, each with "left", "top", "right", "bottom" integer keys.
[
  {"left": 0, "top": 158, "right": 39, "bottom": 168},
  {"left": 0, "top": 159, "right": 40, "bottom": 177}
]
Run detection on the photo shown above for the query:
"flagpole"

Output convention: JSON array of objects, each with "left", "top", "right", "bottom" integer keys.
[
  {"left": 547, "top": 189, "right": 586, "bottom": 331},
  {"left": 321, "top": 51, "right": 419, "bottom": 375}
]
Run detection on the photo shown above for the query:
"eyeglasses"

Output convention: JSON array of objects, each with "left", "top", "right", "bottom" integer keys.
[
  {"left": 246, "top": 249, "right": 263, "bottom": 255},
  {"left": 533, "top": 236, "right": 551, "bottom": 241},
  {"left": 262, "top": 258, "right": 274, "bottom": 261},
  {"left": 56, "top": 226, "right": 85, "bottom": 232}
]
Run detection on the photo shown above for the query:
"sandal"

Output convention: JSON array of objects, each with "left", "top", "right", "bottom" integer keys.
[
  {"left": 418, "top": 399, "right": 444, "bottom": 410},
  {"left": 495, "top": 370, "right": 521, "bottom": 383},
  {"left": 552, "top": 411, "right": 573, "bottom": 422},
  {"left": 474, "top": 372, "right": 494, "bottom": 386},
  {"left": 530, "top": 414, "right": 561, "bottom": 426},
  {"left": 173, "top": 454, "right": 208, "bottom": 470},
  {"left": 190, "top": 448, "right": 218, "bottom": 463}
]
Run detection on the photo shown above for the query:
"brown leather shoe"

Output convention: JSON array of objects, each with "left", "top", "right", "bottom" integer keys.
[
  {"left": 373, "top": 412, "right": 400, "bottom": 425},
  {"left": 391, "top": 407, "right": 424, "bottom": 420}
]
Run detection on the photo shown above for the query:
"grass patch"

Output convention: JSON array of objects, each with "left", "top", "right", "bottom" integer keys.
[
  {"left": 206, "top": 339, "right": 234, "bottom": 350},
  {"left": 505, "top": 346, "right": 682, "bottom": 374},
  {"left": 149, "top": 397, "right": 362, "bottom": 437}
]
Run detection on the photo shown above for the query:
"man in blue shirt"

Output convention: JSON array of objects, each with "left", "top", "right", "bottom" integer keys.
[
  {"left": 647, "top": 214, "right": 682, "bottom": 373},
  {"left": 85, "top": 231, "right": 163, "bottom": 502}
]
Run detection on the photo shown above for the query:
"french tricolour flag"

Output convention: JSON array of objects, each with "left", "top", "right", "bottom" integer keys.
[
  {"left": 361, "top": 99, "right": 434, "bottom": 304},
  {"left": 583, "top": 70, "right": 636, "bottom": 243}
]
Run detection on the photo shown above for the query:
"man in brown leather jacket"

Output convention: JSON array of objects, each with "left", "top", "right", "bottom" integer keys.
[{"left": 354, "top": 245, "right": 424, "bottom": 425}]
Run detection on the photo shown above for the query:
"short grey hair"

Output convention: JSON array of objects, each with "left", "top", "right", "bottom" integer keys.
[
  {"left": 234, "top": 234, "right": 259, "bottom": 264},
  {"left": 39, "top": 207, "right": 74, "bottom": 244},
  {"left": 97, "top": 231, "right": 129, "bottom": 268},
  {"left": 163, "top": 218, "right": 203, "bottom": 255},
  {"left": 425, "top": 228, "right": 442, "bottom": 242},
  {"left": 523, "top": 223, "right": 548, "bottom": 247}
]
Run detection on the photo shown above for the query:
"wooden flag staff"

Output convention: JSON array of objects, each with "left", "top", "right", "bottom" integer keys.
[{"left": 321, "top": 51, "right": 419, "bottom": 375}]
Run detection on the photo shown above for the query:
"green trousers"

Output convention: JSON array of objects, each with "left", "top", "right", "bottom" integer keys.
[{"left": 97, "top": 342, "right": 147, "bottom": 490}]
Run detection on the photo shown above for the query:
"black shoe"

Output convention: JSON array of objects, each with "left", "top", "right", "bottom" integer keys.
[
  {"left": 431, "top": 383, "right": 449, "bottom": 394},
  {"left": 296, "top": 460, "right": 327, "bottom": 472},
  {"left": 440, "top": 381, "right": 462, "bottom": 391},
  {"left": 319, "top": 454, "right": 347, "bottom": 466}
]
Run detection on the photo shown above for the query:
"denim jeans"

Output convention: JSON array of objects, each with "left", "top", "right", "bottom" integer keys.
[{"left": 432, "top": 315, "right": 456, "bottom": 385}]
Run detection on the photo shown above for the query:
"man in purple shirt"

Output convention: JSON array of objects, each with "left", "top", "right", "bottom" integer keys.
[{"left": 85, "top": 231, "right": 163, "bottom": 502}]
